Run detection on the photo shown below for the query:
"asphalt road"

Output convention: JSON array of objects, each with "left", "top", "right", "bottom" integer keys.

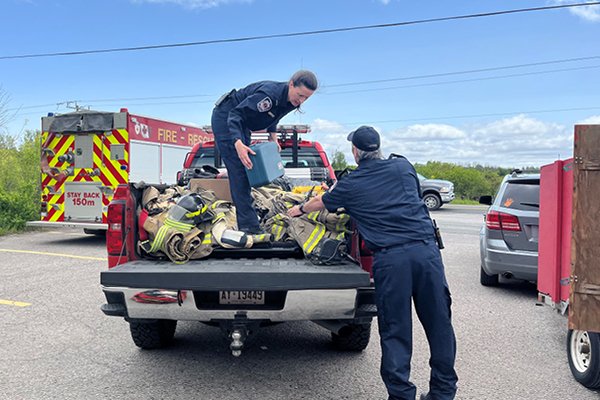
[{"left": 0, "top": 204, "right": 598, "bottom": 400}]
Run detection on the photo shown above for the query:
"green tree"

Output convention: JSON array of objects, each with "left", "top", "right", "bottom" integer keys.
[
  {"left": 0, "top": 130, "right": 41, "bottom": 234},
  {"left": 331, "top": 149, "right": 348, "bottom": 170}
]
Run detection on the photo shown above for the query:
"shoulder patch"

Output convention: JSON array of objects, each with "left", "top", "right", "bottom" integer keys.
[{"left": 257, "top": 97, "right": 273, "bottom": 112}]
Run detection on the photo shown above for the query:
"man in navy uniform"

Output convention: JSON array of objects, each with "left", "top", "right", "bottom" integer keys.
[
  {"left": 211, "top": 70, "right": 318, "bottom": 234},
  {"left": 288, "top": 126, "right": 458, "bottom": 400}
]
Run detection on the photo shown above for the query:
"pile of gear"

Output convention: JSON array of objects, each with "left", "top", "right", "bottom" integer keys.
[{"left": 137, "top": 182, "right": 352, "bottom": 265}]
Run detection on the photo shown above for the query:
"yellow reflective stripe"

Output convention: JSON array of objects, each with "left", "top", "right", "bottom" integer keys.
[
  {"left": 306, "top": 225, "right": 326, "bottom": 254},
  {"left": 276, "top": 225, "right": 284, "bottom": 240},
  {"left": 336, "top": 214, "right": 350, "bottom": 231},
  {"left": 303, "top": 224, "right": 324, "bottom": 253},
  {"left": 307, "top": 211, "right": 320, "bottom": 222},
  {"left": 149, "top": 225, "right": 169, "bottom": 252},
  {"left": 211, "top": 201, "right": 226, "bottom": 209},
  {"left": 164, "top": 218, "right": 193, "bottom": 232},
  {"left": 212, "top": 212, "right": 226, "bottom": 223},
  {"left": 202, "top": 233, "right": 212, "bottom": 245},
  {"left": 185, "top": 210, "right": 201, "bottom": 218},
  {"left": 336, "top": 232, "right": 345, "bottom": 240}
]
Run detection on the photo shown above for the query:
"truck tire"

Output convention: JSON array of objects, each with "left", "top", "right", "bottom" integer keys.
[
  {"left": 331, "top": 322, "right": 372, "bottom": 351},
  {"left": 480, "top": 265, "right": 499, "bottom": 287},
  {"left": 423, "top": 193, "right": 442, "bottom": 211},
  {"left": 129, "top": 319, "right": 177, "bottom": 349},
  {"left": 568, "top": 330, "right": 600, "bottom": 389}
]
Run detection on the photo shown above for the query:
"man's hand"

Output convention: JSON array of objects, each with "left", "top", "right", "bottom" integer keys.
[
  {"left": 287, "top": 205, "right": 303, "bottom": 218},
  {"left": 235, "top": 139, "right": 256, "bottom": 169}
]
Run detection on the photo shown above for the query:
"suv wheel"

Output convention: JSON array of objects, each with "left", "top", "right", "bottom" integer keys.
[
  {"left": 423, "top": 193, "right": 442, "bottom": 211},
  {"left": 480, "top": 265, "right": 499, "bottom": 286},
  {"left": 568, "top": 330, "right": 600, "bottom": 389},
  {"left": 129, "top": 319, "right": 177, "bottom": 349},
  {"left": 331, "top": 322, "right": 372, "bottom": 351}
]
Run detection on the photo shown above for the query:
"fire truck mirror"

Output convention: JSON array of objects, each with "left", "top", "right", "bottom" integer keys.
[{"left": 110, "top": 144, "right": 125, "bottom": 161}]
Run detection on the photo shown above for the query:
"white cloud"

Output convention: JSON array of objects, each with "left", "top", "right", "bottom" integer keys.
[
  {"left": 551, "top": 0, "right": 600, "bottom": 22},
  {"left": 310, "top": 115, "right": 578, "bottom": 168},
  {"left": 131, "top": 0, "right": 252, "bottom": 9},
  {"left": 379, "top": 0, "right": 391, "bottom": 5},
  {"left": 577, "top": 115, "right": 600, "bottom": 124}
]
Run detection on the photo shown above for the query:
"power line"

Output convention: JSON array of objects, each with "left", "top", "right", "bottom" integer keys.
[
  {"left": 7, "top": 53, "right": 600, "bottom": 112},
  {"left": 322, "top": 64, "right": 600, "bottom": 95},
  {"left": 337, "top": 106, "right": 600, "bottom": 126},
  {"left": 1, "top": 2, "right": 598, "bottom": 60},
  {"left": 323, "top": 55, "right": 600, "bottom": 88}
]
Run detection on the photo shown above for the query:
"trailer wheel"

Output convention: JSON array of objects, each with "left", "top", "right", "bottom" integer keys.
[
  {"left": 129, "top": 319, "right": 177, "bottom": 349},
  {"left": 567, "top": 329, "right": 600, "bottom": 389},
  {"left": 480, "top": 265, "right": 499, "bottom": 287},
  {"left": 331, "top": 322, "right": 372, "bottom": 351}
]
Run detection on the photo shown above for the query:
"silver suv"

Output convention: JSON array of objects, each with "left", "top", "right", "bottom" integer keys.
[{"left": 479, "top": 172, "right": 540, "bottom": 286}]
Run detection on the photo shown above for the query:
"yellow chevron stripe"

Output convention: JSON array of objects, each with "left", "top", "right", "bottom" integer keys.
[
  {"left": 48, "top": 135, "right": 74, "bottom": 169},
  {"left": 99, "top": 134, "right": 127, "bottom": 184}
]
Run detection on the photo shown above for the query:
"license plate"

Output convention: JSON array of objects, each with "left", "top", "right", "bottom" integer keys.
[{"left": 219, "top": 291, "right": 265, "bottom": 305}]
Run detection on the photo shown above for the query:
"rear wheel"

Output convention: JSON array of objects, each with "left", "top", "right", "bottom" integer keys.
[
  {"left": 480, "top": 265, "right": 499, "bottom": 286},
  {"left": 423, "top": 193, "right": 442, "bottom": 211},
  {"left": 129, "top": 319, "right": 177, "bottom": 349},
  {"left": 568, "top": 330, "right": 600, "bottom": 389},
  {"left": 331, "top": 322, "right": 372, "bottom": 351}
]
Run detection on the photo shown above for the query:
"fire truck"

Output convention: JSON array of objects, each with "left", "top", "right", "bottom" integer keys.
[{"left": 27, "top": 108, "right": 212, "bottom": 233}]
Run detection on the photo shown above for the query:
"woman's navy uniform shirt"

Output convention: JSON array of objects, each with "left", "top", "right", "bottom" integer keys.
[
  {"left": 219, "top": 81, "right": 296, "bottom": 142},
  {"left": 321, "top": 157, "right": 435, "bottom": 251}
]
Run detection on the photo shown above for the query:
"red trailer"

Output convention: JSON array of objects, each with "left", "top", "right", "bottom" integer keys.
[{"left": 538, "top": 124, "right": 600, "bottom": 389}]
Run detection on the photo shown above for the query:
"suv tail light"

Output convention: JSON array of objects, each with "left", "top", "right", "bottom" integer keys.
[
  {"left": 106, "top": 185, "right": 129, "bottom": 266},
  {"left": 486, "top": 210, "right": 521, "bottom": 231}
]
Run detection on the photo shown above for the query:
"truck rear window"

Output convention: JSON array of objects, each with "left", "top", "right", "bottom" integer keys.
[{"left": 192, "top": 147, "right": 325, "bottom": 168}]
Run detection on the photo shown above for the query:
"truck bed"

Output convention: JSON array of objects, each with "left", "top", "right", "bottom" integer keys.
[{"left": 101, "top": 257, "right": 370, "bottom": 291}]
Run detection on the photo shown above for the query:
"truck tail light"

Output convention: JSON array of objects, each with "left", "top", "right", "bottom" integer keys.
[
  {"left": 486, "top": 210, "right": 521, "bottom": 231},
  {"left": 106, "top": 185, "right": 129, "bottom": 265}
]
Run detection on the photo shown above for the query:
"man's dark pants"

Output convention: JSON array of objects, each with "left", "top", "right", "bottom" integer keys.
[
  {"left": 373, "top": 240, "right": 458, "bottom": 400},
  {"left": 211, "top": 107, "right": 261, "bottom": 232}
]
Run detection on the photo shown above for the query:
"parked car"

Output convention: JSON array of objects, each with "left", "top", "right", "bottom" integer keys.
[
  {"left": 478, "top": 171, "right": 540, "bottom": 286},
  {"left": 417, "top": 173, "right": 455, "bottom": 211}
]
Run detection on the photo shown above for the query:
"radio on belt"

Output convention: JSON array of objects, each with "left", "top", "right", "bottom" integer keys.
[{"left": 246, "top": 141, "right": 285, "bottom": 188}]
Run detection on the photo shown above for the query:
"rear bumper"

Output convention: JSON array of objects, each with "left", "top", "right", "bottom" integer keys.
[
  {"left": 101, "top": 258, "right": 375, "bottom": 321},
  {"left": 26, "top": 220, "right": 107, "bottom": 230},
  {"left": 101, "top": 287, "right": 376, "bottom": 321},
  {"left": 482, "top": 238, "right": 538, "bottom": 281}
]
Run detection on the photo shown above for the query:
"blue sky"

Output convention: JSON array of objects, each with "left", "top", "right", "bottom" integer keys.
[{"left": 1, "top": 0, "right": 599, "bottom": 167}]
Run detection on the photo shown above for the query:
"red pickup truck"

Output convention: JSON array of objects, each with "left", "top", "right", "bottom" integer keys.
[{"left": 100, "top": 183, "right": 375, "bottom": 356}]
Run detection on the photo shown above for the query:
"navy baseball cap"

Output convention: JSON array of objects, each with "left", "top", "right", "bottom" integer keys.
[{"left": 347, "top": 126, "right": 380, "bottom": 151}]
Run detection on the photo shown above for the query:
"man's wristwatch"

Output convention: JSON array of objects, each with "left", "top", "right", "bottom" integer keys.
[{"left": 299, "top": 203, "right": 306, "bottom": 214}]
